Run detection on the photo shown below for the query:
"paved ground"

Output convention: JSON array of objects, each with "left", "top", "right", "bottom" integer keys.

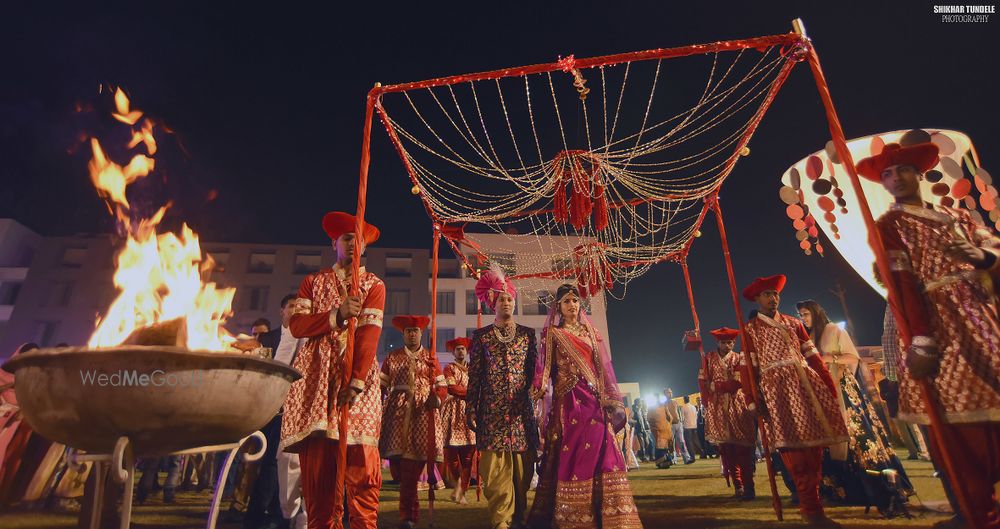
[{"left": 0, "top": 458, "right": 953, "bottom": 528}]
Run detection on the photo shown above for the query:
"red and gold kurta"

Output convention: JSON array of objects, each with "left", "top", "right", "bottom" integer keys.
[
  {"left": 379, "top": 346, "right": 448, "bottom": 461},
  {"left": 878, "top": 204, "right": 1000, "bottom": 424},
  {"left": 441, "top": 362, "right": 476, "bottom": 447},
  {"left": 280, "top": 265, "right": 385, "bottom": 452},
  {"left": 699, "top": 349, "right": 755, "bottom": 446},
  {"left": 744, "top": 313, "right": 848, "bottom": 449}
]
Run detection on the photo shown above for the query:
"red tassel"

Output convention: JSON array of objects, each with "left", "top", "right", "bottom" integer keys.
[
  {"left": 569, "top": 159, "right": 592, "bottom": 230},
  {"left": 594, "top": 182, "right": 608, "bottom": 231},
  {"left": 579, "top": 159, "right": 593, "bottom": 220},
  {"left": 554, "top": 170, "right": 568, "bottom": 224},
  {"left": 570, "top": 185, "right": 586, "bottom": 230}
]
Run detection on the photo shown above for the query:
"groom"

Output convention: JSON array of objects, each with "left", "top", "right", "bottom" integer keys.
[{"left": 466, "top": 268, "right": 538, "bottom": 529}]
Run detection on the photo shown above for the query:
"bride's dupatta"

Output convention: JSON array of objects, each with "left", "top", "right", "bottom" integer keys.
[
  {"left": 533, "top": 309, "right": 626, "bottom": 440},
  {"left": 528, "top": 306, "right": 643, "bottom": 529}
]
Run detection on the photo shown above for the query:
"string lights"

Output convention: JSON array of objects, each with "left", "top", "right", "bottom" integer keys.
[{"left": 378, "top": 44, "right": 796, "bottom": 298}]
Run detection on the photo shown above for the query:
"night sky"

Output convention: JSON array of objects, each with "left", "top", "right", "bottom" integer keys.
[{"left": 2, "top": 2, "right": 997, "bottom": 396}]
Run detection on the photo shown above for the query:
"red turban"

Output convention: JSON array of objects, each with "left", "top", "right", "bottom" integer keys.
[
  {"left": 856, "top": 142, "right": 940, "bottom": 182},
  {"left": 446, "top": 337, "right": 472, "bottom": 351},
  {"left": 709, "top": 327, "right": 740, "bottom": 341},
  {"left": 475, "top": 267, "right": 517, "bottom": 310},
  {"left": 322, "top": 211, "right": 380, "bottom": 244},
  {"left": 391, "top": 315, "right": 430, "bottom": 332},
  {"left": 742, "top": 274, "right": 787, "bottom": 301}
]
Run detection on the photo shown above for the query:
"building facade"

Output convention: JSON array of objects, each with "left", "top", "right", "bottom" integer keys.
[
  {"left": 430, "top": 232, "right": 613, "bottom": 365},
  {"left": 0, "top": 225, "right": 614, "bottom": 365},
  {"left": 0, "top": 219, "right": 43, "bottom": 345}
]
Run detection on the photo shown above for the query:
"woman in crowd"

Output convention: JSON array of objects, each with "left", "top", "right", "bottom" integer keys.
[{"left": 796, "top": 299, "right": 913, "bottom": 518}]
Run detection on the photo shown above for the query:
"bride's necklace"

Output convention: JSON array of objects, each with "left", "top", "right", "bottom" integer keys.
[
  {"left": 564, "top": 320, "right": 589, "bottom": 338},
  {"left": 494, "top": 322, "right": 516, "bottom": 343}
]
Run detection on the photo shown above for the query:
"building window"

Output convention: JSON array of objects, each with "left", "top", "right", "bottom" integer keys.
[
  {"left": 92, "top": 282, "right": 114, "bottom": 309},
  {"left": 208, "top": 251, "right": 230, "bottom": 273},
  {"left": 436, "top": 291, "right": 455, "bottom": 314},
  {"left": 60, "top": 246, "right": 87, "bottom": 268},
  {"left": 294, "top": 252, "right": 322, "bottom": 275},
  {"left": 245, "top": 286, "right": 270, "bottom": 312},
  {"left": 0, "top": 282, "right": 23, "bottom": 305},
  {"left": 465, "top": 290, "right": 480, "bottom": 315},
  {"left": 33, "top": 321, "right": 59, "bottom": 347},
  {"left": 436, "top": 328, "right": 455, "bottom": 352},
  {"left": 463, "top": 255, "right": 481, "bottom": 278},
  {"left": 387, "top": 290, "right": 410, "bottom": 315},
  {"left": 381, "top": 327, "right": 403, "bottom": 355},
  {"left": 386, "top": 254, "right": 412, "bottom": 277},
  {"left": 550, "top": 257, "right": 573, "bottom": 274},
  {"left": 521, "top": 290, "right": 550, "bottom": 316},
  {"left": 437, "top": 259, "right": 460, "bottom": 278},
  {"left": 41, "top": 281, "right": 74, "bottom": 307},
  {"left": 488, "top": 253, "right": 516, "bottom": 275},
  {"left": 248, "top": 252, "right": 276, "bottom": 274},
  {"left": 465, "top": 327, "right": 479, "bottom": 340},
  {"left": 17, "top": 245, "right": 36, "bottom": 267}
]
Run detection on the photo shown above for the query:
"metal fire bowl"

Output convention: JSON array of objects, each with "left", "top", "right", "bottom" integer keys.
[{"left": 2, "top": 346, "right": 301, "bottom": 456}]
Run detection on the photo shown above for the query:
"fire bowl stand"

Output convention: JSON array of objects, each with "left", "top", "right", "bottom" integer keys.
[{"left": 67, "top": 432, "right": 267, "bottom": 529}]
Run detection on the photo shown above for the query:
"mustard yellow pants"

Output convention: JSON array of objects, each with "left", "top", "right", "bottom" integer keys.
[{"left": 478, "top": 450, "right": 535, "bottom": 529}]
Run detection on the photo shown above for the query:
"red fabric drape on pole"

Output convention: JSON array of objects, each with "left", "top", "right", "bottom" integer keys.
[
  {"left": 342, "top": 86, "right": 380, "bottom": 500},
  {"left": 800, "top": 31, "right": 977, "bottom": 526},
  {"left": 680, "top": 259, "right": 702, "bottom": 335},
  {"left": 431, "top": 227, "right": 440, "bottom": 355},
  {"left": 427, "top": 227, "right": 441, "bottom": 523},
  {"left": 710, "top": 195, "right": 783, "bottom": 521},
  {"left": 681, "top": 258, "right": 715, "bottom": 423}
]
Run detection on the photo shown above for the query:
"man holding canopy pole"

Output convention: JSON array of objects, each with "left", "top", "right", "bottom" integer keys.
[
  {"left": 858, "top": 143, "right": 1000, "bottom": 529},
  {"left": 279, "top": 212, "right": 386, "bottom": 529},
  {"left": 742, "top": 274, "right": 849, "bottom": 528}
]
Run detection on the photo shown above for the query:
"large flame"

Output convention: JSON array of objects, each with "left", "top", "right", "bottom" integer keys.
[
  {"left": 87, "top": 90, "right": 236, "bottom": 351},
  {"left": 88, "top": 138, "right": 154, "bottom": 209}
]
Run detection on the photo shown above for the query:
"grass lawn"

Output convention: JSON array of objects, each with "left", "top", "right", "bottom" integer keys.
[{"left": 0, "top": 458, "right": 953, "bottom": 528}]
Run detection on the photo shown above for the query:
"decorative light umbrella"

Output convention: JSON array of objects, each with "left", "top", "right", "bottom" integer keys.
[{"left": 779, "top": 128, "right": 991, "bottom": 296}]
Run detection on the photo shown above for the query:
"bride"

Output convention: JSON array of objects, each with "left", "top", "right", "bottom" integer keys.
[{"left": 527, "top": 283, "right": 642, "bottom": 529}]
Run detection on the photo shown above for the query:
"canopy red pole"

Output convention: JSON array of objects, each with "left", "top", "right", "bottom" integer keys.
[
  {"left": 342, "top": 85, "right": 380, "bottom": 502},
  {"left": 794, "top": 18, "right": 977, "bottom": 526},
  {"left": 679, "top": 259, "right": 702, "bottom": 336},
  {"left": 427, "top": 226, "right": 441, "bottom": 523},
  {"left": 709, "top": 195, "right": 783, "bottom": 521},
  {"left": 374, "top": 34, "right": 804, "bottom": 94},
  {"left": 431, "top": 227, "right": 440, "bottom": 357}
]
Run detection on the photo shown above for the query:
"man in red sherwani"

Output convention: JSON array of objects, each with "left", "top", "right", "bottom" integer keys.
[
  {"left": 280, "top": 211, "right": 385, "bottom": 529},
  {"left": 858, "top": 142, "right": 1000, "bottom": 529},
  {"left": 698, "top": 327, "right": 756, "bottom": 500},
  {"left": 441, "top": 337, "right": 476, "bottom": 504},
  {"left": 742, "top": 275, "right": 848, "bottom": 528},
  {"left": 379, "top": 315, "right": 448, "bottom": 529}
]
